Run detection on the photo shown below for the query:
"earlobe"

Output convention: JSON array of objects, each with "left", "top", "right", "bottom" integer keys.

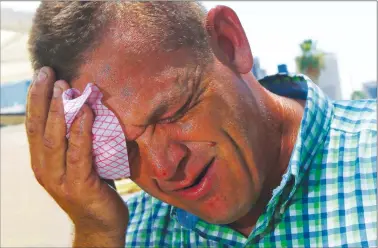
[{"left": 206, "top": 6, "right": 253, "bottom": 74}]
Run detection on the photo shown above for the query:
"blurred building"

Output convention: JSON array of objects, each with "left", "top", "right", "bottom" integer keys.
[
  {"left": 362, "top": 81, "right": 377, "bottom": 98},
  {"left": 252, "top": 57, "right": 267, "bottom": 79},
  {"left": 317, "top": 53, "right": 342, "bottom": 100},
  {"left": 1, "top": 8, "right": 33, "bottom": 115},
  {"left": 1, "top": 8, "right": 33, "bottom": 82}
]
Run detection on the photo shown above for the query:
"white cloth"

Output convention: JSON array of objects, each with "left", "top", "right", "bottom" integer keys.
[{"left": 62, "top": 83, "right": 130, "bottom": 179}]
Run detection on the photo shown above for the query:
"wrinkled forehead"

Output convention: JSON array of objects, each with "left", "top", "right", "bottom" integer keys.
[{"left": 77, "top": 34, "right": 200, "bottom": 86}]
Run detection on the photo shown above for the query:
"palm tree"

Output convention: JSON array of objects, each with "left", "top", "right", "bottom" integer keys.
[{"left": 295, "top": 39, "right": 325, "bottom": 84}]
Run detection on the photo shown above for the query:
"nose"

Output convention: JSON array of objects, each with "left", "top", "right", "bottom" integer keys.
[
  {"left": 138, "top": 126, "right": 189, "bottom": 181},
  {"left": 123, "top": 125, "right": 146, "bottom": 141}
]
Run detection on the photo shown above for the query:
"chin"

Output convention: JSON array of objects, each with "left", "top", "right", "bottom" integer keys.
[
  {"left": 195, "top": 197, "right": 252, "bottom": 225},
  {"left": 199, "top": 209, "right": 245, "bottom": 225}
]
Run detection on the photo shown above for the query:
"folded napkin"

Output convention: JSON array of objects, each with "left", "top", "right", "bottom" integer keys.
[{"left": 62, "top": 83, "right": 130, "bottom": 179}]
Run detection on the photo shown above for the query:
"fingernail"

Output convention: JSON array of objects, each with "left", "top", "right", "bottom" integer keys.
[
  {"left": 38, "top": 68, "right": 47, "bottom": 82},
  {"left": 53, "top": 86, "right": 62, "bottom": 98}
]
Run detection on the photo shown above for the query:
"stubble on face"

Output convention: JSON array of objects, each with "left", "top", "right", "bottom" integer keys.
[{"left": 74, "top": 34, "right": 267, "bottom": 225}]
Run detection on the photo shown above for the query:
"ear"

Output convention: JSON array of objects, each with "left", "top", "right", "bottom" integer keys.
[{"left": 206, "top": 5, "right": 253, "bottom": 74}]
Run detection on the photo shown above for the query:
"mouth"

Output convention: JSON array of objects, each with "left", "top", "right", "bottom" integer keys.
[
  {"left": 174, "top": 157, "right": 215, "bottom": 200},
  {"left": 182, "top": 158, "right": 214, "bottom": 190}
]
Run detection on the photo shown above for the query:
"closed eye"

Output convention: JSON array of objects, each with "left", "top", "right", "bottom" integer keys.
[
  {"left": 157, "top": 88, "right": 204, "bottom": 124},
  {"left": 157, "top": 99, "right": 193, "bottom": 124}
]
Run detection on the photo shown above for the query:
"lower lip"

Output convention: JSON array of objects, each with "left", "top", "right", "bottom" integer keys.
[{"left": 175, "top": 159, "right": 216, "bottom": 201}]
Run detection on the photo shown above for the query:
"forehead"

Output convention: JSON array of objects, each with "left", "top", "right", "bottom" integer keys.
[{"left": 73, "top": 41, "right": 202, "bottom": 124}]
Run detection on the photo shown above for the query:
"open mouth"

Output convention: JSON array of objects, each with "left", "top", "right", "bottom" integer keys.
[{"left": 181, "top": 157, "right": 215, "bottom": 190}]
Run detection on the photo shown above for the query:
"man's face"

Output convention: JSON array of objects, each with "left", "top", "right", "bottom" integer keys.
[{"left": 74, "top": 42, "right": 267, "bottom": 224}]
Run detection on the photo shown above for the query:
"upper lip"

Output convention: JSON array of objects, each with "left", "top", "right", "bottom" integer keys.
[{"left": 158, "top": 157, "right": 215, "bottom": 192}]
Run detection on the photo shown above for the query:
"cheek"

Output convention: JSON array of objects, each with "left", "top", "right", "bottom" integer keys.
[{"left": 177, "top": 99, "right": 227, "bottom": 140}]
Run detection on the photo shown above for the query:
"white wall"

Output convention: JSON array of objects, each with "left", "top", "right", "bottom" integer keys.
[{"left": 1, "top": 8, "right": 33, "bottom": 83}]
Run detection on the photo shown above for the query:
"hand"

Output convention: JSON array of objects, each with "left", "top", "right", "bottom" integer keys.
[{"left": 25, "top": 67, "right": 128, "bottom": 246}]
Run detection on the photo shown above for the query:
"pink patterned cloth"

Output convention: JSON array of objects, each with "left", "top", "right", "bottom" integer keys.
[{"left": 62, "top": 83, "right": 130, "bottom": 179}]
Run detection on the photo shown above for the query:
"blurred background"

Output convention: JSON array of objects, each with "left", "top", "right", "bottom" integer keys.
[{"left": 1, "top": 1, "right": 377, "bottom": 247}]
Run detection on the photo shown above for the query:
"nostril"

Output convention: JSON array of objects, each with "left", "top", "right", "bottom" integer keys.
[{"left": 153, "top": 166, "right": 172, "bottom": 180}]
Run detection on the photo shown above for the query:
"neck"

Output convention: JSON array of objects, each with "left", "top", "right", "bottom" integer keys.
[{"left": 228, "top": 75, "right": 305, "bottom": 237}]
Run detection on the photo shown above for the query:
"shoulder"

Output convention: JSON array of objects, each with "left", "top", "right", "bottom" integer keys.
[
  {"left": 331, "top": 99, "right": 376, "bottom": 133},
  {"left": 323, "top": 99, "right": 376, "bottom": 189},
  {"left": 308, "top": 100, "right": 377, "bottom": 246},
  {"left": 327, "top": 99, "right": 376, "bottom": 167}
]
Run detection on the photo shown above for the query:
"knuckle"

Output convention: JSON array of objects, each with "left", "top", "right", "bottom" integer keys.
[
  {"left": 49, "top": 99, "right": 62, "bottom": 115},
  {"left": 42, "top": 135, "right": 58, "bottom": 150},
  {"left": 25, "top": 117, "right": 41, "bottom": 136},
  {"left": 49, "top": 103, "right": 59, "bottom": 115},
  {"left": 47, "top": 111, "right": 62, "bottom": 129},
  {"left": 28, "top": 89, "right": 41, "bottom": 101},
  {"left": 61, "top": 183, "right": 79, "bottom": 202},
  {"left": 70, "top": 126, "right": 82, "bottom": 137},
  {"left": 67, "top": 141, "right": 81, "bottom": 164}
]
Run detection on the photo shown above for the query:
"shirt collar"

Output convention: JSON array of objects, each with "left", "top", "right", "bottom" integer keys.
[
  {"left": 170, "top": 73, "right": 334, "bottom": 240},
  {"left": 261, "top": 74, "right": 334, "bottom": 219}
]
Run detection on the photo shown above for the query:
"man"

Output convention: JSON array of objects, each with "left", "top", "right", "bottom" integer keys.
[{"left": 26, "top": 2, "right": 376, "bottom": 247}]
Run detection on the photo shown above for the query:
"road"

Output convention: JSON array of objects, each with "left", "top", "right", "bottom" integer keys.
[
  {"left": 1, "top": 124, "right": 72, "bottom": 247},
  {"left": 0, "top": 124, "right": 137, "bottom": 247}
]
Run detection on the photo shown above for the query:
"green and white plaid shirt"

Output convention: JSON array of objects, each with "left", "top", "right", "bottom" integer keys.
[{"left": 125, "top": 74, "right": 377, "bottom": 247}]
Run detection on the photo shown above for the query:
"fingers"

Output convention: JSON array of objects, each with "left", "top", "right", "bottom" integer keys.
[
  {"left": 43, "top": 80, "right": 70, "bottom": 183},
  {"left": 25, "top": 67, "right": 56, "bottom": 175},
  {"left": 66, "top": 104, "right": 96, "bottom": 184}
]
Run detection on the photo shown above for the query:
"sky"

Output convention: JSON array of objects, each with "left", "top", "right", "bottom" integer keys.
[{"left": 1, "top": 1, "right": 377, "bottom": 99}]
